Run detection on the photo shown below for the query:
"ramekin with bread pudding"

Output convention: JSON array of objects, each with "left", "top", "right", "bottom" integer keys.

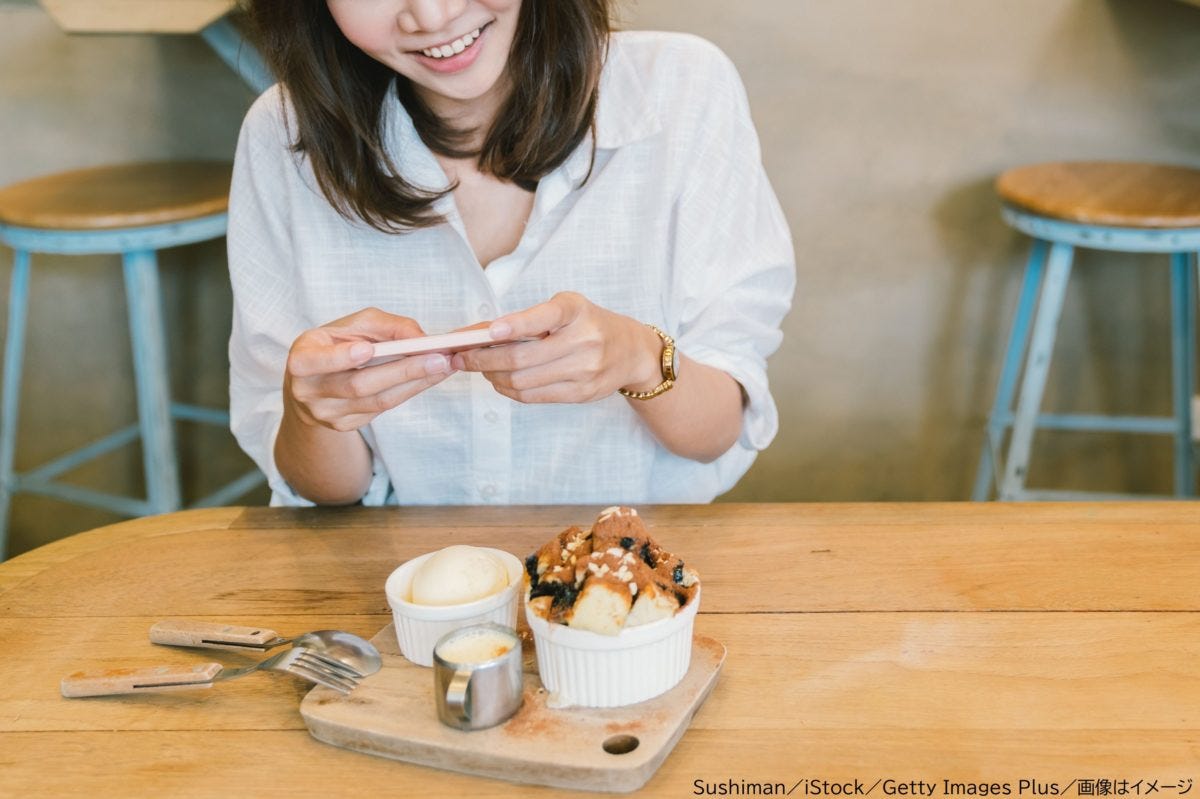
[{"left": 523, "top": 506, "right": 700, "bottom": 707}]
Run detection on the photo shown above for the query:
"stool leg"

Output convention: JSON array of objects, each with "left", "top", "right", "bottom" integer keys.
[
  {"left": 0, "top": 250, "right": 32, "bottom": 559},
  {"left": 973, "top": 239, "right": 1048, "bottom": 500},
  {"left": 1170, "top": 252, "right": 1196, "bottom": 496},
  {"left": 122, "top": 250, "right": 181, "bottom": 514},
  {"left": 1000, "top": 241, "right": 1074, "bottom": 500}
]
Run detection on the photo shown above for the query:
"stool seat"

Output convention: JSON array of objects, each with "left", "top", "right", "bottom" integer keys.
[
  {"left": 997, "top": 161, "right": 1200, "bottom": 229},
  {"left": 0, "top": 161, "right": 232, "bottom": 231}
]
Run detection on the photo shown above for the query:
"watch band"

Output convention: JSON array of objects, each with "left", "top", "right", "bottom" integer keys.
[{"left": 618, "top": 324, "right": 677, "bottom": 400}]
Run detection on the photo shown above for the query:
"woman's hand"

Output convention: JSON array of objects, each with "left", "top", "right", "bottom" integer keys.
[
  {"left": 284, "top": 307, "right": 456, "bottom": 432},
  {"left": 451, "top": 292, "right": 663, "bottom": 403}
]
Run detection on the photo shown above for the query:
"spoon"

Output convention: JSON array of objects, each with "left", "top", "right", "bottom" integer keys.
[{"left": 149, "top": 620, "right": 382, "bottom": 676}]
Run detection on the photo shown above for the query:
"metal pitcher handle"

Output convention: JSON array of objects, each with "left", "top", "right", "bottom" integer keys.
[{"left": 444, "top": 669, "right": 472, "bottom": 724}]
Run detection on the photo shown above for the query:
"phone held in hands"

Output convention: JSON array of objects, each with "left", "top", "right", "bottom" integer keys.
[{"left": 363, "top": 325, "right": 528, "bottom": 367}]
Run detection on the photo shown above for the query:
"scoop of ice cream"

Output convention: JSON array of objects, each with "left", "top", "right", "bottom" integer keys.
[{"left": 410, "top": 545, "right": 509, "bottom": 606}]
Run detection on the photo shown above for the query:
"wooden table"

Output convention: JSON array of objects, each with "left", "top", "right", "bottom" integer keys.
[{"left": 1, "top": 503, "right": 1198, "bottom": 796}]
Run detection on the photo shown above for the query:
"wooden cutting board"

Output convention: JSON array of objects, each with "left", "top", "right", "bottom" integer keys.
[{"left": 300, "top": 623, "right": 726, "bottom": 793}]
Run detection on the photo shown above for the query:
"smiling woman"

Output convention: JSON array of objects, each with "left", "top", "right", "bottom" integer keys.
[
  {"left": 229, "top": 0, "right": 795, "bottom": 507},
  {"left": 249, "top": 0, "right": 604, "bottom": 229}
]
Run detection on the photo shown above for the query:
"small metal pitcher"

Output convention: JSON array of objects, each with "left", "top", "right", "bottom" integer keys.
[{"left": 432, "top": 623, "right": 523, "bottom": 730}]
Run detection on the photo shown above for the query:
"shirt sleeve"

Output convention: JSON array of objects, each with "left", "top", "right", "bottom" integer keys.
[
  {"left": 666, "top": 45, "right": 796, "bottom": 453},
  {"left": 226, "top": 89, "right": 392, "bottom": 507}
]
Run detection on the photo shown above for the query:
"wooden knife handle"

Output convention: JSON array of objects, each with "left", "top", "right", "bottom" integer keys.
[
  {"left": 61, "top": 662, "right": 222, "bottom": 697},
  {"left": 149, "top": 620, "right": 280, "bottom": 650}
]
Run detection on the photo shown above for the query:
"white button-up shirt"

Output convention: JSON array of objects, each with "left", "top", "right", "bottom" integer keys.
[{"left": 227, "top": 31, "right": 795, "bottom": 506}]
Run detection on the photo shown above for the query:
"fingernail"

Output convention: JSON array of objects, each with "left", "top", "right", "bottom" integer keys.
[
  {"left": 350, "top": 342, "right": 374, "bottom": 361},
  {"left": 490, "top": 321, "right": 512, "bottom": 339},
  {"left": 425, "top": 354, "right": 450, "bottom": 373}
]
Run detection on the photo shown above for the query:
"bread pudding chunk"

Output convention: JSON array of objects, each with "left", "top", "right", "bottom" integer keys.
[{"left": 524, "top": 507, "right": 699, "bottom": 635}]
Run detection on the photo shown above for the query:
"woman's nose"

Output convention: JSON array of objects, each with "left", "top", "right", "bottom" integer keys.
[{"left": 397, "top": 0, "right": 470, "bottom": 34}]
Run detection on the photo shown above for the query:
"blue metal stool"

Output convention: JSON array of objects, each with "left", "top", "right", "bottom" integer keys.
[
  {"left": 0, "top": 162, "right": 265, "bottom": 558},
  {"left": 974, "top": 161, "right": 1200, "bottom": 501}
]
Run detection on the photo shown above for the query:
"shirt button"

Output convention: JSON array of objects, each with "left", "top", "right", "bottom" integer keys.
[
  {"left": 484, "top": 410, "right": 499, "bottom": 424},
  {"left": 477, "top": 303, "right": 494, "bottom": 318},
  {"left": 481, "top": 484, "right": 498, "bottom": 499}
]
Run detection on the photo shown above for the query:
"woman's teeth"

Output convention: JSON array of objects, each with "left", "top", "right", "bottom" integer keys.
[{"left": 421, "top": 28, "right": 482, "bottom": 59}]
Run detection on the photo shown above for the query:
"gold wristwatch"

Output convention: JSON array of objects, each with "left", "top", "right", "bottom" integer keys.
[{"left": 618, "top": 324, "right": 678, "bottom": 400}]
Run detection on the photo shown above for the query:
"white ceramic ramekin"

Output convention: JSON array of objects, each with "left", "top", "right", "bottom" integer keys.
[
  {"left": 525, "top": 585, "right": 700, "bottom": 708},
  {"left": 385, "top": 547, "right": 523, "bottom": 667}
]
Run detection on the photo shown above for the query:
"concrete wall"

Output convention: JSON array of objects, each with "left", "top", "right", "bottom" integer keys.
[{"left": 2, "top": 0, "right": 1198, "bottom": 556}]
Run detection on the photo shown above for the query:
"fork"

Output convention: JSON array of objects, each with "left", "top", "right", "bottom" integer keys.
[{"left": 61, "top": 645, "right": 361, "bottom": 698}]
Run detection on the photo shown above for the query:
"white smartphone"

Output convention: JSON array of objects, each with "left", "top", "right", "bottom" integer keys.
[{"left": 363, "top": 327, "right": 527, "bottom": 367}]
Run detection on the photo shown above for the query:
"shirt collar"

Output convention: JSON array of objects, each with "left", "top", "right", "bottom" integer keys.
[
  {"left": 383, "top": 94, "right": 451, "bottom": 194},
  {"left": 559, "top": 38, "right": 662, "bottom": 183},
  {"left": 593, "top": 37, "right": 662, "bottom": 150}
]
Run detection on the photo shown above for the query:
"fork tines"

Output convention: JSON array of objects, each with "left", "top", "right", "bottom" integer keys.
[
  {"left": 288, "top": 651, "right": 360, "bottom": 694},
  {"left": 304, "top": 651, "right": 365, "bottom": 679}
]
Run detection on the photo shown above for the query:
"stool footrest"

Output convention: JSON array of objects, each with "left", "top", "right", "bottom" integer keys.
[
  {"left": 7, "top": 405, "right": 261, "bottom": 519},
  {"left": 171, "top": 403, "right": 230, "bottom": 426},
  {"left": 15, "top": 470, "right": 266, "bottom": 518},
  {"left": 22, "top": 425, "right": 141, "bottom": 484},
  {"left": 19, "top": 404, "right": 232, "bottom": 486},
  {"left": 1009, "top": 488, "right": 1176, "bottom": 502},
  {"left": 14, "top": 477, "right": 153, "bottom": 517},
  {"left": 991, "top": 412, "right": 1179, "bottom": 436}
]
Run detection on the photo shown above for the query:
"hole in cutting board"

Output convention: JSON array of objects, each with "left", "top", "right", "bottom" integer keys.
[{"left": 602, "top": 734, "right": 640, "bottom": 755}]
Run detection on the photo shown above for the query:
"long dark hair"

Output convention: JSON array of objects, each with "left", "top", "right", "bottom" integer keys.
[{"left": 246, "top": 0, "right": 611, "bottom": 232}]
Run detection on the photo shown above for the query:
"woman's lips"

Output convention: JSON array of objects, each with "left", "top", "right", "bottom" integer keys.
[{"left": 412, "top": 23, "right": 491, "bottom": 75}]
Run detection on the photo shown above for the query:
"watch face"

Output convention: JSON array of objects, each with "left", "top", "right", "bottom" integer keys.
[{"left": 670, "top": 346, "right": 680, "bottom": 380}]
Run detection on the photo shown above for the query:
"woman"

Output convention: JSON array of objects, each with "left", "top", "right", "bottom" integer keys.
[{"left": 230, "top": 0, "right": 794, "bottom": 506}]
